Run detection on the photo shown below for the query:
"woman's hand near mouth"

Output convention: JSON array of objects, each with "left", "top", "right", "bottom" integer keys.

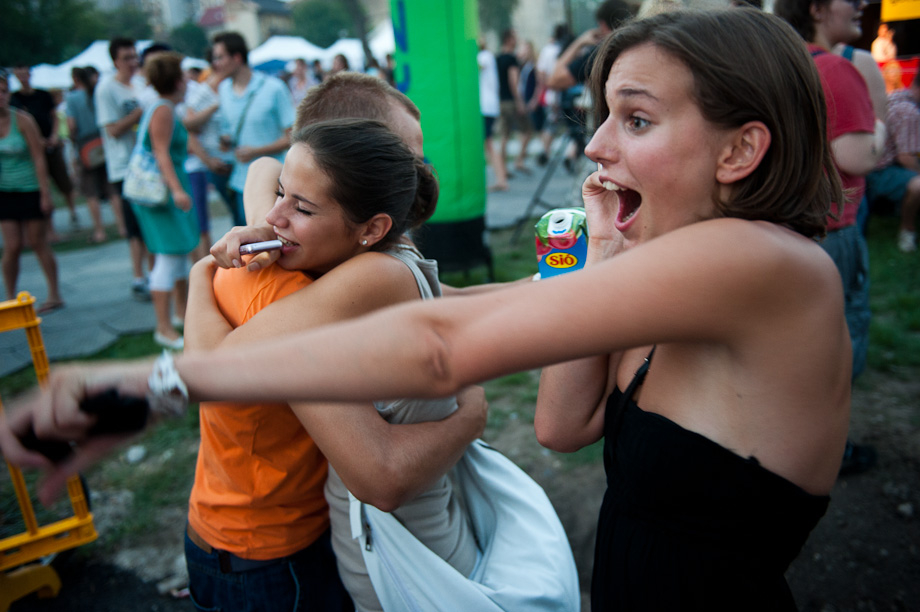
[{"left": 582, "top": 170, "right": 626, "bottom": 263}]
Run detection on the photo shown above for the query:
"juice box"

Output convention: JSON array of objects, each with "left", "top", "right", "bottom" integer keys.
[{"left": 535, "top": 208, "right": 588, "bottom": 279}]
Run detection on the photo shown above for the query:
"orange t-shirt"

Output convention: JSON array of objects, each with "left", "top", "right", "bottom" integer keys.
[{"left": 187, "top": 265, "right": 329, "bottom": 560}]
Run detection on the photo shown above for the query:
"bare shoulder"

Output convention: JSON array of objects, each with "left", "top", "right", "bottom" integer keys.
[
  {"left": 14, "top": 109, "right": 38, "bottom": 132},
  {"left": 630, "top": 218, "right": 838, "bottom": 292},
  {"left": 593, "top": 219, "right": 843, "bottom": 342},
  {"left": 149, "top": 105, "right": 174, "bottom": 131},
  {"left": 310, "top": 251, "right": 423, "bottom": 308}
]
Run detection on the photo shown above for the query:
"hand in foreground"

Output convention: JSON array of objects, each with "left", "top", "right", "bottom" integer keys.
[
  {"left": 210, "top": 223, "right": 279, "bottom": 270},
  {"left": 0, "top": 362, "right": 152, "bottom": 505}
]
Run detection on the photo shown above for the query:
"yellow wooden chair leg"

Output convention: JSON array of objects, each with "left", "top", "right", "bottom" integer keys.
[
  {"left": 0, "top": 293, "right": 97, "bottom": 610},
  {"left": 0, "top": 563, "right": 62, "bottom": 612}
]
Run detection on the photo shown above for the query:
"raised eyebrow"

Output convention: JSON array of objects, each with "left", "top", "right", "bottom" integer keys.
[{"left": 613, "top": 87, "right": 660, "bottom": 103}]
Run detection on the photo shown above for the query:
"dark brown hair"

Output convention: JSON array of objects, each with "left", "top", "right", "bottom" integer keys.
[
  {"left": 774, "top": 0, "right": 828, "bottom": 43},
  {"left": 144, "top": 52, "right": 184, "bottom": 96},
  {"left": 292, "top": 119, "right": 437, "bottom": 250},
  {"left": 589, "top": 9, "right": 841, "bottom": 237},
  {"left": 109, "top": 37, "right": 136, "bottom": 62},
  {"left": 294, "top": 72, "right": 420, "bottom": 131},
  {"left": 212, "top": 32, "right": 248, "bottom": 65}
]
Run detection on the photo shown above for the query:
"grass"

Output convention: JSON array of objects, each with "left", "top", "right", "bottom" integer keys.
[
  {"left": 1, "top": 214, "right": 918, "bottom": 549},
  {"left": 864, "top": 215, "right": 920, "bottom": 373}
]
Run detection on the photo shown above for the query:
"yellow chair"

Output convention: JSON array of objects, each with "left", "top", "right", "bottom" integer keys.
[{"left": 0, "top": 292, "right": 98, "bottom": 612}]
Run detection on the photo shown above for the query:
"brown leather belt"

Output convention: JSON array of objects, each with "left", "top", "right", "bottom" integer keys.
[{"left": 186, "top": 524, "right": 283, "bottom": 573}]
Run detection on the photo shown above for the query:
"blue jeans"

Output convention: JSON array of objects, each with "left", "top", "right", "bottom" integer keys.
[
  {"left": 206, "top": 170, "right": 246, "bottom": 227},
  {"left": 820, "top": 224, "right": 870, "bottom": 380},
  {"left": 188, "top": 171, "right": 210, "bottom": 233},
  {"left": 185, "top": 529, "right": 352, "bottom": 612}
]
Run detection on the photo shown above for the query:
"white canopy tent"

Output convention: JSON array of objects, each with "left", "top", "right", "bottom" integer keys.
[
  {"left": 248, "top": 35, "right": 326, "bottom": 67},
  {"left": 249, "top": 20, "right": 396, "bottom": 73},
  {"left": 10, "top": 40, "right": 207, "bottom": 91},
  {"left": 368, "top": 20, "right": 395, "bottom": 61},
  {"left": 322, "top": 38, "right": 366, "bottom": 71}
]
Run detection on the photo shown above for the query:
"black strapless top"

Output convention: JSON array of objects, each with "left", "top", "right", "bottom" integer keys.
[{"left": 592, "top": 351, "right": 829, "bottom": 611}]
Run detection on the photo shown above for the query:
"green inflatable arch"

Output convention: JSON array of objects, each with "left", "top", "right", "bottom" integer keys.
[{"left": 391, "top": 0, "right": 493, "bottom": 276}]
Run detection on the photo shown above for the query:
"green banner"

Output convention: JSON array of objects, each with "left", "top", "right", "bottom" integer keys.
[{"left": 390, "top": 0, "right": 485, "bottom": 223}]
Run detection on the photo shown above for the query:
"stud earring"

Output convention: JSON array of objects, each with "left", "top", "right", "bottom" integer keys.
[{"left": 362, "top": 239, "right": 368, "bottom": 246}]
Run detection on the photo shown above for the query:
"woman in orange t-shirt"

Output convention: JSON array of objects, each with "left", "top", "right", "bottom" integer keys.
[{"left": 182, "top": 118, "right": 484, "bottom": 612}]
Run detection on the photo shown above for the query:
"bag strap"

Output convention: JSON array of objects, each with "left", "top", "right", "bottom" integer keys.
[
  {"left": 233, "top": 72, "right": 262, "bottom": 145},
  {"left": 137, "top": 100, "right": 171, "bottom": 152},
  {"left": 841, "top": 44, "right": 855, "bottom": 63}
]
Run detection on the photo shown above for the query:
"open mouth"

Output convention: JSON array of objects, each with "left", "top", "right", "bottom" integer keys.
[
  {"left": 276, "top": 235, "right": 298, "bottom": 247},
  {"left": 603, "top": 181, "right": 642, "bottom": 225}
]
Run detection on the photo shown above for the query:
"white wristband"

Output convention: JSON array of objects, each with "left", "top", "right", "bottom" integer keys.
[{"left": 147, "top": 350, "right": 189, "bottom": 418}]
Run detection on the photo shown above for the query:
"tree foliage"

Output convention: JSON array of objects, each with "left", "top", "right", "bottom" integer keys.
[
  {"left": 168, "top": 22, "right": 209, "bottom": 59},
  {"left": 100, "top": 4, "right": 154, "bottom": 41},
  {"left": 0, "top": 0, "right": 106, "bottom": 65},
  {"left": 478, "top": 0, "right": 519, "bottom": 35},
  {"left": 290, "top": 0, "right": 354, "bottom": 48},
  {"left": 340, "top": 0, "right": 373, "bottom": 64},
  {"left": 0, "top": 0, "right": 156, "bottom": 66}
]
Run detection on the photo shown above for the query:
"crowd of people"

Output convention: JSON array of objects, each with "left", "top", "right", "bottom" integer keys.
[
  {"left": 1, "top": 3, "right": 919, "bottom": 611},
  {"left": 1, "top": 34, "right": 397, "bottom": 349}
]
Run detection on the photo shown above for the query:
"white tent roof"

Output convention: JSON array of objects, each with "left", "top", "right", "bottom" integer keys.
[
  {"left": 249, "top": 20, "right": 395, "bottom": 73},
  {"left": 11, "top": 40, "right": 205, "bottom": 91},
  {"left": 323, "top": 38, "right": 366, "bottom": 71},
  {"left": 249, "top": 36, "right": 326, "bottom": 67},
  {"left": 368, "top": 20, "right": 395, "bottom": 60}
]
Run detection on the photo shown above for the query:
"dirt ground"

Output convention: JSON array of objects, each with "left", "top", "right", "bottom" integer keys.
[{"left": 8, "top": 370, "right": 920, "bottom": 612}]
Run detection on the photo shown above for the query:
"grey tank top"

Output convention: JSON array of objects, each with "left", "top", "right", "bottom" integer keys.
[{"left": 324, "top": 245, "right": 477, "bottom": 612}]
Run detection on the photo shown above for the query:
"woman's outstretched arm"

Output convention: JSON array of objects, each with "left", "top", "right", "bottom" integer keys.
[
  {"left": 2, "top": 218, "right": 822, "bottom": 482},
  {"left": 176, "top": 219, "right": 783, "bottom": 405}
]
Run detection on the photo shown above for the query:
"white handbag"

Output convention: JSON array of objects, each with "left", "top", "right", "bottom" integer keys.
[
  {"left": 350, "top": 439, "right": 581, "bottom": 611},
  {"left": 123, "top": 103, "right": 169, "bottom": 207}
]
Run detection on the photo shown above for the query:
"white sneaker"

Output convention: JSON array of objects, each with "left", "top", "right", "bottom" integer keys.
[
  {"left": 154, "top": 331, "right": 184, "bottom": 351},
  {"left": 897, "top": 230, "right": 917, "bottom": 253}
]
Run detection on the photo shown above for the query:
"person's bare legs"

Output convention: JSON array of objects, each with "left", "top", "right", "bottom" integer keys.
[
  {"left": 899, "top": 175, "right": 920, "bottom": 233},
  {"left": 128, "top": 237, "right": 147, "bottom": 280},
  {"left": 62, "top": 188, "right": 78, "bottom": 226},
  {"left": 85, "top": 195, "right": 106, "bottom": 242},
  {"left": 514, "top": 129, "right": 533, "bottom": 171},
  {"left": 109, "top": 190, "right": 128, "bottom": 237},
  {"left": 485, "top": 139, "right": 508, "bottom": 191},
  {"left": 499, "top": 132, "right": 511, "bottom": 179},
  {"left": 24, "top": 218, "right": 63, "bottom": 307},
  {"left": 151, "top": 290, "right": 180, "bottom": 341},
  {"left": 540, "top": 128, "right": 554, "bottom": 164},
  {"left": 1, "top": 220, "right": 23, "bottom": 300},
  {"left": 897, "top": 175, "right": 920, "bottom": 252}
]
